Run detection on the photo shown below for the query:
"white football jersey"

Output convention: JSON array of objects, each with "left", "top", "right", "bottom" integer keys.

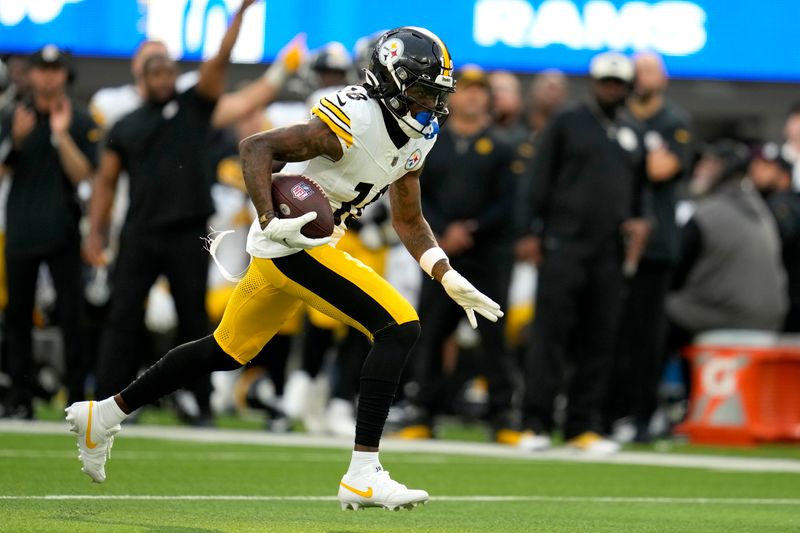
[{"left": 246, "top": 85, "right": 437, "bottom": 259}]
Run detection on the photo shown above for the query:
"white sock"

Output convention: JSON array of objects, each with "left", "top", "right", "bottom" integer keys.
[
  {"left": 346, "top": 451, "right": 381, "bottom": 476},
  {"left": 96, "top": 397, "right": 128, "bottom": 427}
]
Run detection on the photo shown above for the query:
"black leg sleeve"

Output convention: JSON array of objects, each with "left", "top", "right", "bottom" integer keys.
[
  {"left": 250, "top": 334, "right": 292, "bottom": 396},
  {"left": 333, "top": 329, "right": 370, "bottom": 401},
  {"left": 119, "top": 335, "right": 241, "bottom": 411},
  {"left": 356, "top": 321, "right": 420, "bottom": 448},
  {"left": 301, "top": 321, "right": 334, "bottom": 378}
]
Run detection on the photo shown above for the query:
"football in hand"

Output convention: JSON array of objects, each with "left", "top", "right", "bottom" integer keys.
[{"left": 271, "top": 174, "right": 335, "bottom": 239}]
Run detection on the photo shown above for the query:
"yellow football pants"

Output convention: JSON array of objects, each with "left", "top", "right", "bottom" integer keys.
[
  {"left": 306, "top": 230, "right": 388, "bottom": 331},
  {"left": 213, "top": 245, "right": 418, "bottom": 365}
]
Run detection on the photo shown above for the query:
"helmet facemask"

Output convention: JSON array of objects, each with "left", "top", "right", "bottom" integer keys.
[
  {"left": 388, "top": 70, "right": 453, "bottom": 138},
  {"left": 365, "top": 27, "right": 456, "bottom": 139}
]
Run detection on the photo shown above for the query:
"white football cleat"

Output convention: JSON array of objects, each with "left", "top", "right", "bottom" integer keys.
[
  {"left": 338, "top": 465, "right": 429, "bottom": 511},
  {"left": 325, "top": 398, "right": 356, "bottom": 438},
  {"left": 65, "top": 401, "right": 121, "bottom": 483},
  {"left": 566, "top": 431, "right": 621, "bottom": 455}
]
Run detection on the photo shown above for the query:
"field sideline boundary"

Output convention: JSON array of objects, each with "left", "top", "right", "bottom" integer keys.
[{"left": 2, "top": 420, "right": 799, "bottom": 473}]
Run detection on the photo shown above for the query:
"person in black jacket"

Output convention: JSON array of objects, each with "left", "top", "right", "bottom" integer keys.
[
  {"left": 396, "top": 66, "right": 519, "bottom": 443},
  {"left": 516, "top": 52, "right": 648, "bottom": 454},
  {"left": 84, "top": 0, "right": 256, "bottom": 424},
  {"left": 748, "top": 143, "right": 800, "bottom": 332},
  {"left": 0, "top": 46, "right": 98, "bottom": 416},
  {"left": 603, "top": 52, "right": 693, "bottom": 442}
]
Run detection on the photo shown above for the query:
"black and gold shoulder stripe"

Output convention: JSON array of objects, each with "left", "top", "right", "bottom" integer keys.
[{"left": 311, "top": 97, "right": 353, "bottom": 147}]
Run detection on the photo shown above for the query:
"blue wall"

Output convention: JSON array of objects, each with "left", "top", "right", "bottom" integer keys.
[{"left": 0, "top": 0, "right": 797, "bottom": 81}]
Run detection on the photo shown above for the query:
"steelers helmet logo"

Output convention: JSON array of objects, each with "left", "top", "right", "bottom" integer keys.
[{"left": 379, "top": 38, "right": 404, "bottom": 66}]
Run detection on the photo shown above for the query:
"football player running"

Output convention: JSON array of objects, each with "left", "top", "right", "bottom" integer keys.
[{"left": 66, "top": 27, "right": 502, "bottom": 511}]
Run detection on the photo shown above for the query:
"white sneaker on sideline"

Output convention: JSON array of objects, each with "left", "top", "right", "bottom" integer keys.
[
  {"left": 65, "top": 401, "right": 121, "bottom": 483},
  {"left": 281, "top": 370, "right": 311, "bottom": 419},
  {"left": 338, "top": 465, "right": 429, "bottom": 511},
  {"left": 302, "top": 375, "right": 330, "bottom": 435},
  {"left": 325, "top": 398, "right": 356, "bottom": 438},
  {"left": 518, "top": 431, "right": 552, "bottom": 452},
  {"left": 566, "top": 431, "right": 621, "bottom": 455}
]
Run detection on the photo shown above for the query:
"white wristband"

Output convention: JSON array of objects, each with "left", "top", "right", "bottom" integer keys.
[{"left": 419, "top": 247, "right": 448, "bottom": 278}]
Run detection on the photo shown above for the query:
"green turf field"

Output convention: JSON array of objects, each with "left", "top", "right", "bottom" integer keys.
[{"left": 1, "top": 430, "right": 799, "bottom": 532}]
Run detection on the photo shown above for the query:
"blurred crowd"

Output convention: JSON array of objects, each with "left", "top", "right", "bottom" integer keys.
[{"left": 1, "top": 26, "right": 798, "bottom": 454}]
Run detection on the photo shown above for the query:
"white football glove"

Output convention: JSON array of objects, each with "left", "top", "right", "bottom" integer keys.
[
  {"left": 262, "top": 212, "right": 331, "bottom": 249},
  {"left": 441, "top": 270, "right": 504, "bottom": 329}
]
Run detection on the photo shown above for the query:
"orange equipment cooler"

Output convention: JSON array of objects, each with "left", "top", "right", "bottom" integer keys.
[{"left": 677, "top": 342, "right": 800, "bottom": 445}]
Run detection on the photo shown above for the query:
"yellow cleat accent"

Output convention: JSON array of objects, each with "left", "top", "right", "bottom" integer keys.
[
  {"left": 392, "top": 424, "right": 432, "bottom": 440},
  {"left": 494, "top": 428, "right": 524, "bottom": 446}
]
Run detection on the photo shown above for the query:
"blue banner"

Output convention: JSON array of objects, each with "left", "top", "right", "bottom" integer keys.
[{"left": 0, "top": 0, "right": 798, "bottom": 81}]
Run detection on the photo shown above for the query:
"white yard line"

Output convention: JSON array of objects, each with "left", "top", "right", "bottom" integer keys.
[
  {"left": 0, "top": 494, "right": 798, "bottom": 505},
  {"left": 2, "top": 420, "right": 799, "bottom": 473}
]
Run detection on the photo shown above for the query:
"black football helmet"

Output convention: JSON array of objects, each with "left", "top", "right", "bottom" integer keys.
[
  {"left": 310, "top": 41, "right": 353, "bottom": 74},
  {"left": 365, "top": 27, "right": 455, "bottom": 139}
]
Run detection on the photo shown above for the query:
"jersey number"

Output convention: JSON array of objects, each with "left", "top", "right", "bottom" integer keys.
[
  {"left": 333, "top": 182, "right": 389, "bottom": 226},
  {"left": 335, "top": 88, "right": 368, "bottom": 107}
]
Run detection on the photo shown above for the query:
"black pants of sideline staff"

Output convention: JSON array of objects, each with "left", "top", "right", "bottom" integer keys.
[
  {"left": 95, "top": 222, "right": 212, "bottom": 413},
  {"left": 603, "top": 260, "right": 673, "bottom": 435},
  {"left": 4, "top": 241, "right": 85, "bottom": 409},
  {"left": 409, "top": 252, "right": 516, "bottom": 425},
  {"left": 522, "top": 241, "right": 625, "bottom": 440}
]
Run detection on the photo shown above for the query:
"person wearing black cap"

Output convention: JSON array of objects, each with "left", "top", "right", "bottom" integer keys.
[
  {"left": 0, "top": 44, "right": 98, "bottom": 417},
  {"left": 602, "top": 51, "right": 693, "bottom": 443},
  {"left": 749, "top": 143, "right": 800, "bottom": 332},
  {"left": 394, "top": 65, "right": 520, "bottom": 444},
  {"left": 516, "top": 52, "right": 648, "bottom": 454}
]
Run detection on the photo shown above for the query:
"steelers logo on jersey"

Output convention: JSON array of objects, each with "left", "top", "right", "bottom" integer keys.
[
  {"left": 517, "top": 142, "right": 535, "bottom": 158},
  {"left": 675, "top": 128, "right": 691, "bottom": 144},
  {"left": 475, "top": 137, "right": 494, "bottom": 155},
  {"left": 617, "top": 127, "right": 638, "bottom": 152},
  {"left": 162, "top": 100, "right": 179, "bottom": 120},
  {"left": 405, "top": 149, "right": 423, "bottom": 170}
]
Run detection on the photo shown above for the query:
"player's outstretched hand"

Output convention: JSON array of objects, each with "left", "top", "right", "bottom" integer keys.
[
  {"left": 441, "top": 270, "right": 504, "bottom": 329},
  {"left": 263, "top": 212, "right": 332, "bottom": 249}
]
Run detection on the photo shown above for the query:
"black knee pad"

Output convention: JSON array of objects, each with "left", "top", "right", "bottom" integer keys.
[
  {"left": 362, "top": 321, "right": 420, "bottom": 384},
  {"left": 374, "top": 320, "right": 421, "bottom": 351}
]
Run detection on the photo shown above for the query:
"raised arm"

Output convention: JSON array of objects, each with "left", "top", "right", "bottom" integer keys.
[
  {"left": 196, "top": 0, "right": 257, "bottom": 101},
  {"left": 50, "top": 97, "right": 96, "bottom": 186},
  {"left": 211, "top": 33, "right": 306, "bottom": 129},
  {"left": 390, "top": 170, "right": 503, "bottom": 328}
]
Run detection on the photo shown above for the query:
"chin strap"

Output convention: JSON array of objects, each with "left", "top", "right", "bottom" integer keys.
[
  {"left": 414, "top": 112, "right": 440, "bottom": 139},
  {"left": 422, "top": 117, "right": 439, "bottom": 139},
  {"left": 408, "top": 111, "right": 440, "bottom": 139}
]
